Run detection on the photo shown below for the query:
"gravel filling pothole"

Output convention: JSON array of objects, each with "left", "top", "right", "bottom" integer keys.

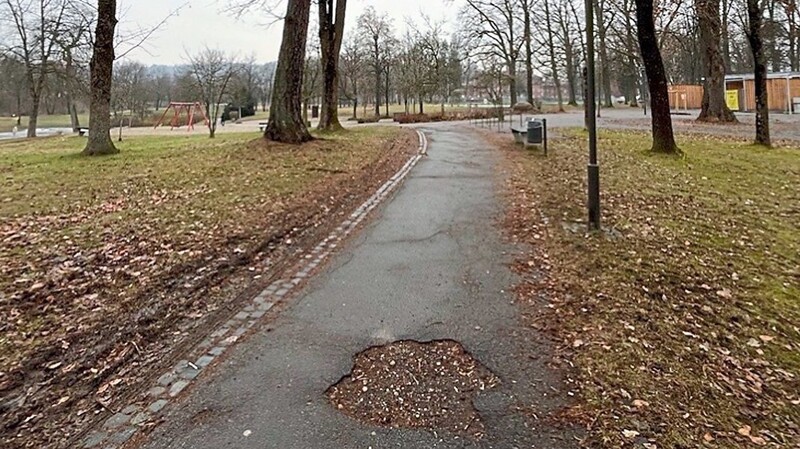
[{"left": 326, "top": 339, "right": 500, "bottom": 439}]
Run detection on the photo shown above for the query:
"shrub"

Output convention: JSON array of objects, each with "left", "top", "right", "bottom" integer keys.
[
  {"left": 356, "top": 116, "right": 381, "bottom": 124},
  {"left": 393, "top": 109, "right": 506, "bottom": 124}
]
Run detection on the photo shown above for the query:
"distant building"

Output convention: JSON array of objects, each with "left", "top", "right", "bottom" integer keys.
[
  {"left": 725, "top": 72, "right": 800, "bottom": 113},
  {"left": 668, "top": 84, "right": 704, "bottom": 110}
]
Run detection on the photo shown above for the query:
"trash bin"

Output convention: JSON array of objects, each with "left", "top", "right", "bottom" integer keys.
[
  {"left": 312, "top": 105, "right": 320, "bottom": 119},
  {"left": 527, "top": 119, "right": 543, "bottom": 144}
]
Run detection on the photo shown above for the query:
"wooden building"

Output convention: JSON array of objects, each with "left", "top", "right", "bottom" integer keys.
[
  {"left": 725, "top": 72, "right": 800, "bottom": 113},
  {"left": 668, "top": 84, "right": 704, "bottom": 110}
]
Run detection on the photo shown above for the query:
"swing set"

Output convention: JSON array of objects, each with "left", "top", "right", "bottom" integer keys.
[{"left": 154, "top": 102, "right": 210, "bottom": 131}]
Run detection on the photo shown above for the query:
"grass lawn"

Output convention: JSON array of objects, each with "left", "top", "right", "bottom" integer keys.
[
  {"left": 0, "top": 113, "right": 89, "bottom": 132},
  {"left": 0, "top": 126, "right": 417, "bottom": 447},
  {"left": 500, "top": 130, "right": 799, "bottom": 446},
  {"left": 0, "top": 126, "right": 411, "bottom": 362}
]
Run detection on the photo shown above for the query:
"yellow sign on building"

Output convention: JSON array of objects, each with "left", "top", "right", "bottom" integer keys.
[{"left": 726, "top": 90, "right": 740, "bottom": 110}]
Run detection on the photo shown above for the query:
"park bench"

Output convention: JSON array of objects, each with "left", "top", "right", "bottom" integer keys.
[
  {"left": 510, "top": 126, "right": 527, "bottom": 144},
  {"left": 509, "top": 118, "right": 548, "bottom": 155},
  {"left": 258, "top": 121, "right": 268, "bottom": 132},
  {"left": 77, "top": 127, "right": 89, "bottom": 136}
]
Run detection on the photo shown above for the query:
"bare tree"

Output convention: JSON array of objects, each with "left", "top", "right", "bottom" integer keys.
[
  {"left": 541, "top": 0, "right": 565, "bottom": 111},
  {"left": 0, "top": 56, "right": 28, "bottom": 123},
  {"left": 54, "top": 7, "right": 92, "bottom": 132},
  {"left": 594, "top": 0, "right": 615, "bottom": 107},
  {"left": 302, "top": 44, "right": 321, "bottom": 123},
  {"left": 461, "top": 0, "right": 524, "bottom": 106},
  {"left": 265, "top": 0, "right": 313, "bottom": 143},
  {"left": 111, "top": 60, "right": 149, "bottom": 133},
  {"left": 396, "top": 32, "right": 426, "bottom": 113},
  {"left": 608, "top": 0, "right": 643, "bottom": 106},
  {"left": 339, "top": 34, "right": 364, "bottom": 118},
  {"left": 357, "top": 6, "right": 393, "bottom": 117},
  {"left": 635, "top": 0, "right": 680, "bottom": 153},
  {"left": 411, "top": 17, "right": 450, "bottom": 113},
  {"left": 521, "top": 0, "right": 534, "bottom": 103},
  {"left": 782, "top": 0, "right": 800, "bottom": 70},
  {"left": 747, "top": 0, "right": 771, "bottom": 145},
  {"left": 1, "top": 0, "right": 78, "bottom": 138},
  {"left": 558, "top": 0, "right": 581, "bottom": 106},
  {"left": 317, "top": 0, "right": 347, "bottom": 131},
  {"left": 188, "top": 48, "right": 237, "bottom": 138},
  {"left": 83, "top": 0, "right": 118, "bottom": 155}
]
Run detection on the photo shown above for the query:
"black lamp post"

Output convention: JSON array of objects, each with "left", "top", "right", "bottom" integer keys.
[{"left": 585, "top": 0, "right": 601, "bottom": 231}]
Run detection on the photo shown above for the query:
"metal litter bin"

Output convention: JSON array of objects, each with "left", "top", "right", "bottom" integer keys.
[{"left": 527, "top": 119, "right": 543, "bottom": 144}]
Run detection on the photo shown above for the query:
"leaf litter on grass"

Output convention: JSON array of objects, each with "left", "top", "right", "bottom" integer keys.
[
  {"left": 491, "top": 128, "right": 799, "bottom": 447},
  {"left": 0, "top": 127, "right": 418, "bottom": 448}
]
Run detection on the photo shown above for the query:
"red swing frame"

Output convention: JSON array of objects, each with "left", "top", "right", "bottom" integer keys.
[{"left": 154, "top": 102, "right": 210, "bottom": 131}]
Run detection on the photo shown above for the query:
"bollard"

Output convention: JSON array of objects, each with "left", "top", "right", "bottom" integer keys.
[{"left": 543, "top": 118, "right": 548, "bottom": 156}]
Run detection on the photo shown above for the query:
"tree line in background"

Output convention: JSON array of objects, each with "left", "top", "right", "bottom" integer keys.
[
  {"left": 0, "top": 0, "right": 275, "bottom": 148},
  {"left": 228, "top": 0, "right": 782, "bottom": 149},
  {"left": 0, "top": 0, "right": 786, "bottom": 150}
]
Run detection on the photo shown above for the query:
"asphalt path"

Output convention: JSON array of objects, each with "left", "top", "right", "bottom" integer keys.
[{"left": 136, "top": 124, "right": 579, "bottom": 449}]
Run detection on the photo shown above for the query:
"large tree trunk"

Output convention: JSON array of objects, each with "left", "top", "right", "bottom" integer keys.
[
  {"left": 384, "top": 69, "right": 390, "bottom": 117},
  {"left": 594, "top": 0, "right": 613, "bottom": 107},
  {"left": 635, "top": 0, "right": 680, "bottom": 153},
  {"left": 697, "top": 0, "right": 737, "bottom": 122},
  {"left": 565, "top": 43, "right": 578, "bottom": 106},
  {"left": 508, "top": 60, "right": 518, "bottom": 106},
  {"left": 791, "top": 10, "right": 799, "bottom": 71},
  {"left": 721, "top": 0, "right": 732, "bottom": 71},
  {"left": 27, "top": 92, "right": 40, "bottom": 138},
  {"left": 207, "top": 105, "right": 217, "bottom": 139},
  {"left": 747, "top": 0, "right": 771, "bottom": 146},
  {"left": 64, "top": 52, "right": 80, "bottom": 132},
  {"left": 523, "top": 2, "right": 534, "bottom": 103},
  {"left": 317, "top": 0, "right": 346, "bottom": 131},
  {"left": 82, "top": 0, "right": 119, "bottom": 155},
  {"left": 374, "top": 40, "right": 381, "bottom": 117},
  {"left": 624, "top": 6, "right": 641, "bottom": 107},
  {"left": 788, "top": 0, "right": 799, "bottom": 71},
  {"left": 69, "top": 101, "right": 80, "bottom": 131},
  {"left": 543, "top": 0, "right": 564, "bottom": 112},
  {"left": 265, "top": 0, "right": 313, "bottom": 143},
  {"left": 767, "top": 0, "right": 781, "bottom": 71}
]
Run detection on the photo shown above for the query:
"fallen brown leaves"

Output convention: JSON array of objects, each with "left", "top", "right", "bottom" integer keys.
[
  {"left": 0, "top": 128, "right": 417, "bottom": 448},
  {"left": 492, "top": 128, "right": 799, "bottom": 447}
]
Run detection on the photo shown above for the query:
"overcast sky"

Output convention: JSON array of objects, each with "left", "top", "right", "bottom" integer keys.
[{"left": 121, "top": 0, "right": 460, "bottom": 65}]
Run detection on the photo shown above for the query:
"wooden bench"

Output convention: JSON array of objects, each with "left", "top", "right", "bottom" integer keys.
[
  {"left": 77, "top": 127, "right": 89, "bottom": 136},
  {"left": 258, "top": 122, "right": 268, "bottom": 132}
]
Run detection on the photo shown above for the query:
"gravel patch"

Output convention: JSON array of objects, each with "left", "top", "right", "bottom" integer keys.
[{"left": 327, "top": 340, "right": 500, "bottom": 439}]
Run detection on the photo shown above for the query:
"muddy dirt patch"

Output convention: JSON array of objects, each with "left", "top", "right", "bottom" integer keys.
[{"left": 326, "top": 339, "right": 499, "bottom": 439}]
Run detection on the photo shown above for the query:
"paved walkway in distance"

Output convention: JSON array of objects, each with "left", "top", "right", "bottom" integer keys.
[{"left": 136, "top": 124, "right": 577, "bottom": 449}]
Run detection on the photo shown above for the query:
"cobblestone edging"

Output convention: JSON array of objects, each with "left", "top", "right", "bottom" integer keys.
[{"left": 80, "top": 129, "right": 428, "bottom": 449}]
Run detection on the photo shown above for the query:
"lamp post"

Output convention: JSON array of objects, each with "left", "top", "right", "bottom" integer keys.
[{"left": 585, "top": 0, "right": 601, "bottom": 231}]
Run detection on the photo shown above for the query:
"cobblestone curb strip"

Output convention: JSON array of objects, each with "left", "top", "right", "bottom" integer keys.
[{"left": 80, "top": 130, "right": 429, "bottom": 449}]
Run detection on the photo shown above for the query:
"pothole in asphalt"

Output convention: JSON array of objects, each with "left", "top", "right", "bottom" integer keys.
[{"left": 326, "top": 339, "right": 500, "bottom": 439}]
